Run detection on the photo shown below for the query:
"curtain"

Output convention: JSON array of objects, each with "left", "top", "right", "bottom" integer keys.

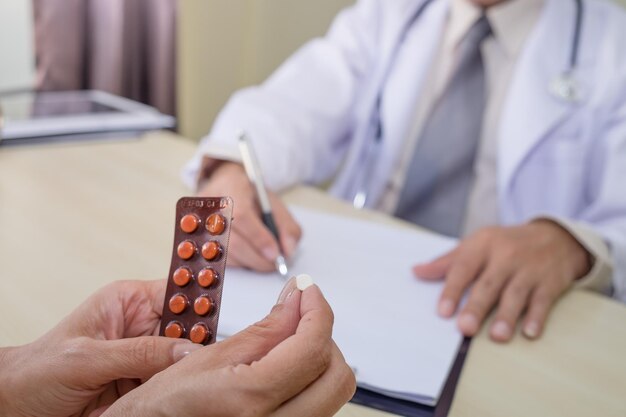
[{"left": 33, "top": 0, "right": 177, "bottom": 116}]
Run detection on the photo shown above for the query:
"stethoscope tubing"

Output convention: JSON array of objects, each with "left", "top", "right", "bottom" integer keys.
[{"left": 352, "top": 0, "right": 584, "bottom": 209}]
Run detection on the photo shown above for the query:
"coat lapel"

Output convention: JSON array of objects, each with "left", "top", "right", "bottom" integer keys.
[
  {"left": 497, "top": 0, "right": 592, "bottom": 200},
  {"left": 331, "top": 0, "right": 449, "bottom": 201},
  {"left": 368, "top": 0, "right": 450, "bottom": 201}
]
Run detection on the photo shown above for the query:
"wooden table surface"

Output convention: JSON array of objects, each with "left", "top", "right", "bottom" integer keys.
[{"left": 1, "top": 132, "right": 625, "bottom": 417}]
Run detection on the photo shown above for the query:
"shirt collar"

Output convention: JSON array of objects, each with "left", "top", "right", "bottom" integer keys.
[{"left": 448, "top": 0, "right": 545, "bottom": 58}]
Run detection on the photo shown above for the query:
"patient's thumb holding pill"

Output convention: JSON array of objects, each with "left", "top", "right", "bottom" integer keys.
[
  {"left": 277, "top": 277, "right": 297, "bottom": 304},
  {"left": 277, "top": 274, "right": 315, "bottom": 304}
]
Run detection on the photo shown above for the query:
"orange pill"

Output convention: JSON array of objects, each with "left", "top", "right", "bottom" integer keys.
[
  {"left": 177, "top": 240, "right": 196, "bottom": 260},
  {"left": 206, "top": 213, "right": 226, "bottom": 235},
  {"left": 201, "top": 241, "right": 222, "bottom": 261},
  {"left": 172, "top": 267, "right": 192, "bottom": 287},
  {"left": 190, "top": 323, "right": 210, "bottom": 345},
  {"left": 194, "top": 296, "right": 213, "bottom": 316},
  {"left": 180, "top": 214, "right": 200, "bottom": 233},
  {"left": 169, "top": 294, "right": 189, "bottom": 314},
  {"left": 164, "top": 321, "right": 184, "bottom": 339},
  {"left": 197, "top": 267, "right": 218, "bottom": 288}
]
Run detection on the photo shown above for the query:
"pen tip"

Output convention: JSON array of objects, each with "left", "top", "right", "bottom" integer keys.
[{"left": 276, "top": 256, "right": 289, "bottom": 277}]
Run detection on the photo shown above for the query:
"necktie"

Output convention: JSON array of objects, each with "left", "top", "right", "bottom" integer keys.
[{"left": 395, "top": 16, "right": 492, "bottom": 237}]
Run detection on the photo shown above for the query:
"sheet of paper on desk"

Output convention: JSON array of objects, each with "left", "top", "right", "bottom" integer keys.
[{"left": 219, "top": 206, "right": 462, "bottom": 406}]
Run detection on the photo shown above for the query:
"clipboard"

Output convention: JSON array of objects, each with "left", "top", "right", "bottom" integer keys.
[
  {"left": 350, "top": 338, "right": 472, "bottom": 417},
  {"left": 218, "top": 207, "right": 468, "bottom": 412}
]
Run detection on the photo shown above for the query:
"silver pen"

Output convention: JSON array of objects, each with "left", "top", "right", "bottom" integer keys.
[
  {"left": 238, "top": 132, "right": 289, "bottom": 277},
  {"left": 0, "top": 102, "right": 4, "bottom": 143}
]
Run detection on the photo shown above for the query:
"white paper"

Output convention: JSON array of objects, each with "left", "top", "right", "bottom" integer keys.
[{"left": 219, "top": 206, "right": 462, "bottom": 405}]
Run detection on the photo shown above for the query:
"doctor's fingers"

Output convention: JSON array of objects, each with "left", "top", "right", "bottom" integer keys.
[
  {"left": 456, "top": 261, "right": 515, "bottom": 337},
  {"left": 269, "top": 192, "right": 302, "bottom": 258},
  {"left": 271, "top": 342, "right": 356, "bottom": 417},
  {"left": 521, "top": 280, "right": 567, "bottom": 340},
  {"left": 488, "top": 272, "right": 536, "bottom": 342},
  {"left": 412, "top": 249, "right": 457, "bottom": 282},
  {"left": 228, "top": 229, "right": 277, "bottom": 272},
  {"left": 435, "top": 241, "right": 489, "bottom": 318},
  {"left": 231, "top": 205, "right": 279, "bottom": 272}
]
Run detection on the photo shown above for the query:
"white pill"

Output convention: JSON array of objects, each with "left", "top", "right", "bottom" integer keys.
[{"left": 296, "top": 274, "right": 314, "bottom": 291}]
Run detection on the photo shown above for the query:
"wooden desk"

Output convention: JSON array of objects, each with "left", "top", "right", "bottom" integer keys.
[{"left": 1, "top": 132, "right": 625, "bottom": 417}]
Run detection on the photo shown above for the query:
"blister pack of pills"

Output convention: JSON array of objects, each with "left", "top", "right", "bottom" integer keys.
[{"left": 159, "top": 197, "right": 233, "bottom": 345}]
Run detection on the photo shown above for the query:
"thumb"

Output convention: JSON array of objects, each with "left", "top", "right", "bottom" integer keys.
[
  {"left": 89, "top": 406, "right": 110, "bottom": 417},
  {"left": 206, "top": 277, "right": 302, "bottom": 368},
  {"left": 89, "top": 336, "right": 202, "bottom": 382},
  {"left": 413, "top": 250, "right": 456, "bottom": 280}
]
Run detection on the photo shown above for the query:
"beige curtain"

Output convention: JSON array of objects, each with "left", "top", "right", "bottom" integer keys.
[{"left": 33, "top": 0, "right": 177, "bottom": 116}]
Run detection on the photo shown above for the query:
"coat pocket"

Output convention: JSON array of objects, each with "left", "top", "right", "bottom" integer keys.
[{"left": 509, "top": 133, "right": 588, "bottom": 218}]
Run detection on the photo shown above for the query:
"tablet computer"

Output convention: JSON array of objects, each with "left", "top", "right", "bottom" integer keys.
[{"left": 0, "top": 90, "right": 175, "bottom": 143}]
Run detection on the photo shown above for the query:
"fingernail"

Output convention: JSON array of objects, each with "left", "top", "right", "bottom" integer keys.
[
  {"left": 296, "top": 274, "right": 314, "bottom": 291},
  {"left": 491, "top": 321, "right": 512, "bottom": 340},
  {"left": 458, "top": 313, "right": 479, "bottom": 334},
  {"left": 277, "top": 277, "right": 297, "bottom": 304},
  {"left": 262, "top": 247, "right": 279, "bottom": 262},
  {"left": 284, "top": 236, "right": 297, "bottom": 257},
  {"left": 172, "top": 340, "right": 203, "bottom": 362},
  {"left": 438, "top": 299, "right": 455, "bottom": 317},
  {"left": 523, "top": 322, "right": 540, "bottom": 339}
]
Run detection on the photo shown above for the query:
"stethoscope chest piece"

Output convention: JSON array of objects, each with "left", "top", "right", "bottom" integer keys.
[{"left": 550, "top": 72, "right": 581, "bottom": 104}]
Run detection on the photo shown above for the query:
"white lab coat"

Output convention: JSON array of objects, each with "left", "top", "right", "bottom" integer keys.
[{"left": 185, "top": 0, "right": 626, "bottom": 301}]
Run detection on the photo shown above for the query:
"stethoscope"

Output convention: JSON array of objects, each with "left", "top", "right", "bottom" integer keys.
[{"left": 352, "top": 0, "right": 585, "bottom": 209}]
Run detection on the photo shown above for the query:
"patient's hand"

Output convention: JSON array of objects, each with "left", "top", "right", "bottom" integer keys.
[
  {"left": 0, "top": 280, "right": 201, "bottom": 417},
  {"left": 0, "top": 279, "right": 355, "bottom": 417},
  {"left": 103, "top": 279, "right": 356, "bottom": 417}
]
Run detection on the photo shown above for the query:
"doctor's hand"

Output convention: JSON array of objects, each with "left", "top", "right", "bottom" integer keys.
[
  {"left": 198, "top": 161, "right": 302, "bottom": 273},
  {"left": 102, "top": 278, "right": 356, "bottom": 417},
  {"left": 413, "top": 220, "right": 592, "bottom": 343},
  {"left": 0, "top": 280, "right": 201, "bottom": 417}
]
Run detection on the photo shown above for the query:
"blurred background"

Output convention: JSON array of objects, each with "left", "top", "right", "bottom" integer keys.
[
  {"left": 4, "top": 0, "right": 626, "bottom": 141},
  {"left": 0, "top": 0, "right": 354, "bottom": 141}
]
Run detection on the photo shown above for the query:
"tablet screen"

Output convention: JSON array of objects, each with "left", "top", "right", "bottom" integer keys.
[
  {"left": 1, "top": 92, "right": 121, "bottom": 122},
  {"left": 0, "top": 90, "right": 175, "bottom": 142}
]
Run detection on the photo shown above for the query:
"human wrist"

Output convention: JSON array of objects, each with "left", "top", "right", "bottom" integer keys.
[
  {"left": 210, "top": 161, "right": 246, "bottom": 178},
  {"left": 101, "top": 394, "right": 139, "bottom": 417},
  {"left": 571, "top": 241, "right": 594, "bottom": 279},
  {"left": 197, "top": 158, "right": 245, "bottom": 189},
  {"left": 0, "top": 348, "right": 9, "bottom": 410},
  {"left": 198, "top": 160, "right": 249, "bottom": 194},
  {"left": 0, "top": 347, "right": 23, "bottom": 415},
  {"left": 103, "top": 387, "right": 166, "bottom": 417},
  {"left": 532, "top": 219, "right": 593, "bottom": 279}
]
